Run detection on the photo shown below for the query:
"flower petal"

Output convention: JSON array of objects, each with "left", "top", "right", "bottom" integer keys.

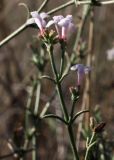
[
  {"left": 34, "top": 18, "right": 42, "bottom": 30},
  {"left": 84, "top": 66, "right": 91, "bottom": 74},
  {"left": 26, "top": 18, "right": 35, "bottom": 25},
  {"left": 41, "top": 19, "right": 46, "bottom": 27},
  {"left": 46, "top": 20, "right": 55, "bottom": 28},
  {"left": 58, "top": 18, "right": 69, "bottom": 27},
  {"left": 31, "top": 11, "right": 39, "bottom": 18},
  {"left": 71, "top": 64, "right": 81, "bottom": 70},
  {"left": 70, "top": 65, "right": 78, "bottom": 71},
  {"left": 68, "top": 23, "right": 76, "bottom": 32},
  {"left": 53, "top": 15, "right": 64, "bottom": 23},
  {"left": 40, "top": 12, "right": 49, "bottom": 19},
  {"left": 77, "top": 64, "right": 85, "bottom": 74},
  {"left": 71, "top": 64, "right": 91, "bottom": 86},
  {"left": 77, "top": 72, "right": 84, "bottom": 85},
  {"left": 61, "top": 26, "right": 67, "bottom": 39},
  {"left": 66, "top": 15, "right": 73, "bottom": 21}
]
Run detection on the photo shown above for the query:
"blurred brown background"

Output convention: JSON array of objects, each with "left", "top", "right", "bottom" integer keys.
[{"left": 0, "top": 0, "right": 114, "bottom": 159}]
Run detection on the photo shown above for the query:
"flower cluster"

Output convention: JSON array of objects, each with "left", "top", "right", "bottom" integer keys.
[
  {"left": 27, "top": 12, "right": 92, "bottom": 87},
  {"left": 46, "top": 15, "right": 75, "bottom": 40},
  {"left": 27, "top": 11, "right": 75, "bottom": 40}
]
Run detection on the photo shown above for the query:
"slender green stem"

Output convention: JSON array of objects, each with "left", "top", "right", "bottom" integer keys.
[
  {"left": 23, "top": 82, "right": 36, "bottom": 156},
  {"left": 24, "top": 84, "right": 37, "bottom": 159},
  {"left": 59, "top": 41, "right": 66, "bottom": 78},
  {"left": 68, "top": 125, "right": 79, "bottom": 160},
  {"left": 32, "top": 78, "right": 42, "bottom": 160},
  {"left": 89, "top": 132, "right": 95, "bottom": 145},
  {"left": 84, "top": 148, "right": 89, "bottom": 160},
  {"left": 47, "top": 44, "right": 79, "bottom": 160},
  {"left": 25, "top": 84, "right": 36, "bottom": 132},
  {"left": 32, "top": 136, "right": 37, "bottom": 160},
  {"left": 71, "top": 110, "right": 89, "bottom": 124},
  {"left": 40, "top": 75, "right": 55, "bottom": 83},
  {"left": 59, "top": 54, "right": 65, "bottom": 78},
  {"left": 48, "top": 45, "right": 69, "bottom": 120},
  {"left": 40, "top": 90, "right": 57, "bottom": 117},
  {"left": 25, "top": 81, "right": 39, "bottom": 160},
  {"left": 34, "top": 81, "right": 41, "bottom": 116},
  {"left": 42, "top": 114, "right": 68, "bottom": 124},
  {"left": 59, "top": 73, "right": 69, "bottom": 83},
  {"left": 70, "top": 101, "right": 76, "bottom": 119},
  {"left": 48, "top": 45, "right": 58, "bottom": 79},
  {"left": 56, "top": 83, "right": 69, "bottom": 121},
  {"left": 84, "top": 132, "right": 96, "bottom": 160}
]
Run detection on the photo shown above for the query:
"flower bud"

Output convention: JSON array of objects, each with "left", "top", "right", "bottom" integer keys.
[
  {"left": 93, "top": 122, "right": 106, "bottom": 133},
  {"left": 69, "top": 86, "right": 80, "bottom": 101},
  {"left": 40, "top": 29, "right": 59, "bottom": 45}
]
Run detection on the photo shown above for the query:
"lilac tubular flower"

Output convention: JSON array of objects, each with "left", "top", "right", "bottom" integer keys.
[
  {"left": 46, "top": 15, "right": 75, "bottom": 40},
  {"left": 53, "top": 15, "right": 64, "bottom": 23},
  {"left": 46, "top": 15, "right": 64, "bottom": 38},
  {"left": 46, "top": 15, "right": 64, "bottom": 27},
  {"left": 71, "top": 64, "right": 91, "bottom": 86},
  {"left": 58, "top": 15, "right": 74, "bottom": 39},
  {"left": 27, "top": 11, "right": 49, "bottom": 35}
]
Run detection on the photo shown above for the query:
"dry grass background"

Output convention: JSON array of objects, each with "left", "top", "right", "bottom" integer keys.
[{"left": 0, "top": 0, "right": 114, "bottom": 159}]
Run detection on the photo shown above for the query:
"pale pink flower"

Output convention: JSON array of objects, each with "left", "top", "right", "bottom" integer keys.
[
  {"left": 27, "top": 11, "right": 49, "bottom": 35},
  {"left": 71, "top": 64, "right": 91, "bottom": 86},
  {"left": 58, "top": 15, "right": 75, "bottom": 39},
  {"left": 46, "top": 15, "right": 75, "bottom": 39},
  {"left": 46, "top": 15, "right": 64, "bottom": 38}
]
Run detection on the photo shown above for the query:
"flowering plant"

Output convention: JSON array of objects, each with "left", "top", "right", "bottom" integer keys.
[{"left": 0, "top": 1, "right": 114, "bottom": 160}]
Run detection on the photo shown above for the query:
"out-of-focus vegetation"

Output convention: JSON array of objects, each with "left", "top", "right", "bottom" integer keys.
[{"left": 0, "top": 0, "right": 114, "bottom": 159}]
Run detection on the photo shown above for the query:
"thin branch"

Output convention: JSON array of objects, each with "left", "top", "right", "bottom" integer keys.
[
  {"left": 42, "top": 114, "right": 68, "bottom": 124},
  {"left": 40, "top": 90, "right": 57, "bottom": 117},
  {"left": 0, "top": 23, "right": 27, "bottom": 47},
  {"left": 34, "top": 81, "right": 41, "bottom": 115},
  {"left": 71, "top": 110, "right": 89, "bottom": 124},
  {"left": 37, "top": 0, "right": 49, "bottom": 12},
  {"left": 47, "top": 0, "right": 114, "bottom": 15},
  {"left": 0, "top": 148, "right": 35, "bottom": 160},
  {"left": 40, "top": 75, "right": 56, "bottom": 83}
]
